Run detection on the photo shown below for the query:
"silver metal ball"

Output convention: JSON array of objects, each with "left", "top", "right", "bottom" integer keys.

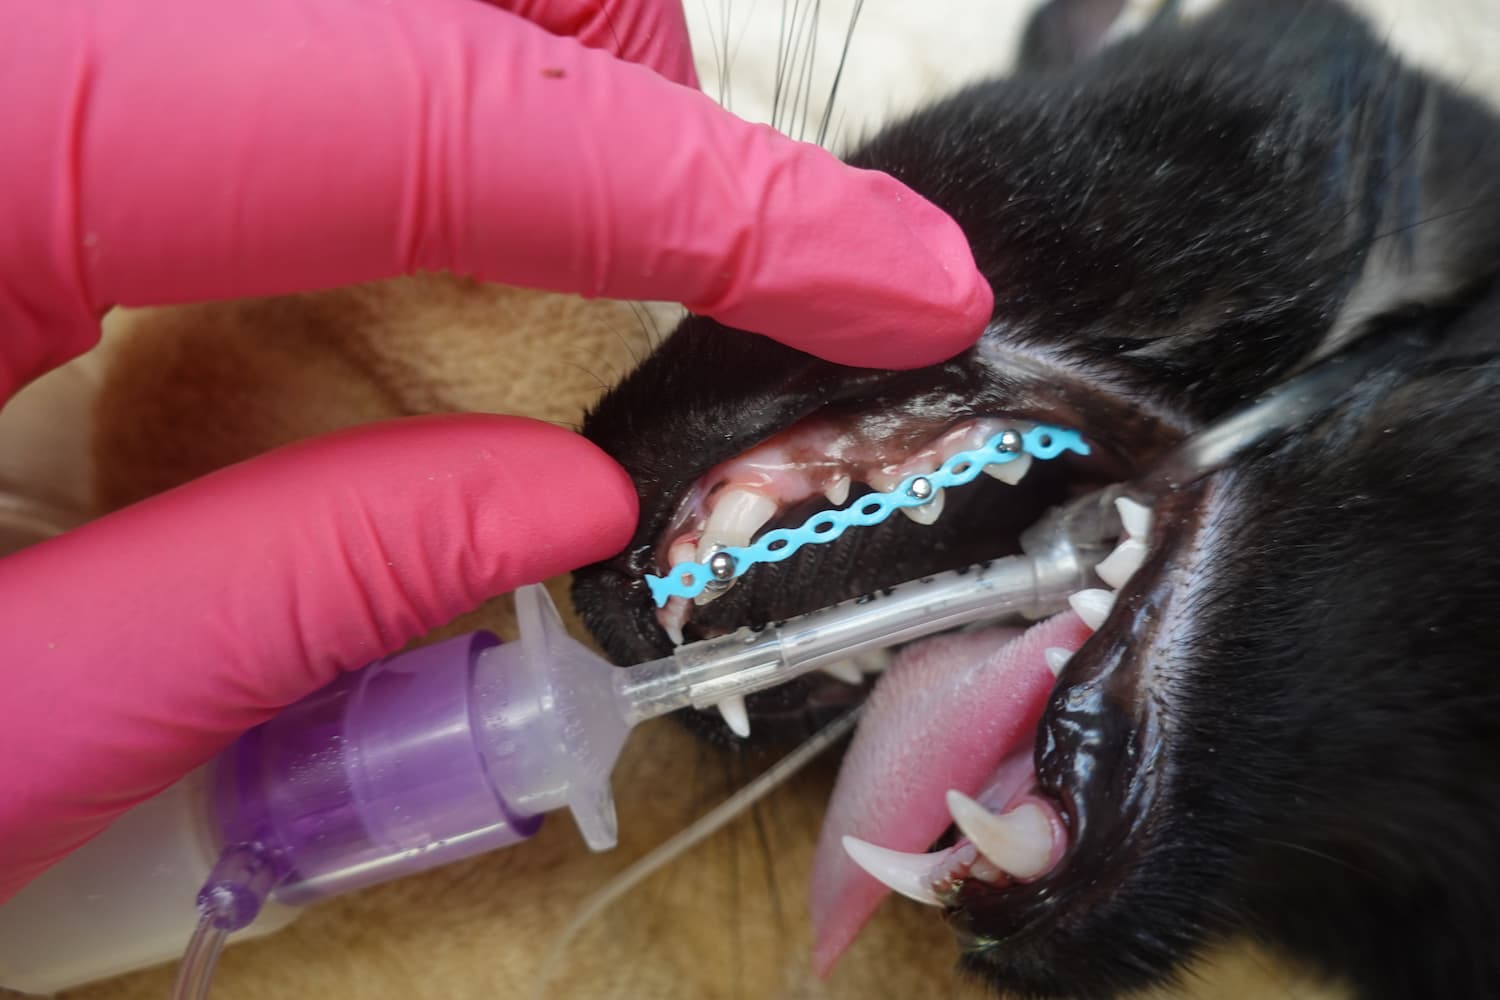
[
  {"left": 997, "top": 429, "right": 1023, "bottom": 454},
  {"left": 908, "top": 477, "right": 934, "bottom": 501},
  {"left": 708, "top": 549, "right": 738, "bottom": 581}
]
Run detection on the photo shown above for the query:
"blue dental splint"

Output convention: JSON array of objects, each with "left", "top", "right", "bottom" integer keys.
[{"left": 645, "top": 424, "right": 1090, "bottom": 607}]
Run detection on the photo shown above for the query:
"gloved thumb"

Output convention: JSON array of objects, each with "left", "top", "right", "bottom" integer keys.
[{"left": 0, "top": 415, "right": 637, "bottom": 901}]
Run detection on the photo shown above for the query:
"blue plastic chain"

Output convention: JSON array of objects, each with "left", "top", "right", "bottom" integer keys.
[{"left": 645, "top": 424, "right": 1089, "bottom": 607}]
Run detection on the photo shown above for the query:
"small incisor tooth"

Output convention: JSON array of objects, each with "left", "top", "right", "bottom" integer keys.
[
  {"left": 1116, "top": 496, "right": 1153, "bottom": 540},
  {"left": 841, "top": 837, "right": 945, "bottom": 907},
  {"left": 716, "top": 695, "right": 751, "bottom": 739},
  {"left": 820, "top": 660, "right": 864, "bottom": 685},
  {"left": 1069, "top": 588, "right": 1116, "bottom": 631},
  {"left": 823, "top": 475, "right": 852, "bottom": 507},
  {"left": 1096, "top": 537, "right": 1148, "bottom": 589},
  {"left": 658, "top": 596, "right": 690, "bottom": 647},
  {"left": 900, "top": 489, "right": 945, "bottom": 525},
  {"left": 945, "top": 792, "right": 1054, "bottom": 880},
  {"left": 984, "top": 452, "right": 1032, "bottom": 485}
]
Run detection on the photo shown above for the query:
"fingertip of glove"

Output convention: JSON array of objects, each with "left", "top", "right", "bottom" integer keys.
[
  {"left": 696, "top": 150, "right": 993, "bottom": 371},
  {"left": 835, "top": 170, "right": 995, "bottom": 369}
]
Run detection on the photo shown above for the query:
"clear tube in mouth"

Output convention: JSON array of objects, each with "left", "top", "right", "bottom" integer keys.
[{"left": 618, "top": 536, "right": 1109, "bottom": 726}]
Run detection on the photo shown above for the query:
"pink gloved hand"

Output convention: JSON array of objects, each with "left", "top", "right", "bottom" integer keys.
[
  {"left": 1, "top": 0, "right": 993, "bottom": 404},
  {"left": 0, "top": 0, "right": 993, "bottom": 904},
  {"left": 0, "top": 416, "right": 638, "bottom": 903}
]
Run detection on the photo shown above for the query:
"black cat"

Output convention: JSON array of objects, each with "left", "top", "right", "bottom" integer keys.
[{"left": 572, "top": 2, "right": 1500, "bottom": 997}]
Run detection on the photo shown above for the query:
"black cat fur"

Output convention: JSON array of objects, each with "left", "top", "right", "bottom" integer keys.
[{"left": 573, "top": 2, "right": 1500, "bottom": 997}]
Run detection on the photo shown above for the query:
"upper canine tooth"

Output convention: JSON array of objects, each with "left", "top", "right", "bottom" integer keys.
[
  {"left": 984, "top": 452, "right": 1032, "bottom": 485},
  {"left": 1096, "top": 537, "right": 1148, "bottom": 589},
  {"left": 698, "top": 489, "right": 779, "bottom": 561},
  {"left": 856, "top": 649, "right": 893, "bottom": 673},
  {"left": 1069, "top": 588, "right": 1116, "bottom": 630},
  {"left": 823, "top": 475, "right": 852, "bottom": 507},
  {"left": 1115, "top": 497, "right": 1153, "bottom": 540},
  {"left": 901, "top": 489, "right": 945, "bottom": 525},
  {"left": 840, "top": 837, "right": 946, "bottom": 907},
  {"left": 945, "top": 792, "right": 1054, "bottom": 880}
]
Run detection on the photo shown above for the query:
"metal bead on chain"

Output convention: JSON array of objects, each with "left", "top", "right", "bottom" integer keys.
[{"left": 708, "top": 549, "right": 738, "bottom": 582}]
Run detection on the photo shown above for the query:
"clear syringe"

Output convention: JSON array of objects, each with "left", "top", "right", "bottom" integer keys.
[{"left": 0, "top": 539, "right": 1105, "bottom": 996}]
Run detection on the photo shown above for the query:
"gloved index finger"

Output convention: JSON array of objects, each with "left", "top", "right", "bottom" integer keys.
[
  {"left": 487, "top": 0, "right": 699, "bottom": 87},
  {"left": 8, "top": 0, "right": 991, "bottom": 384}
]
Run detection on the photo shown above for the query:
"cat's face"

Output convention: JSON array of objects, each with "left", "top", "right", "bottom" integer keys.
[{"left": 574, "top": 1, "right": 1500, "bottom": 997}]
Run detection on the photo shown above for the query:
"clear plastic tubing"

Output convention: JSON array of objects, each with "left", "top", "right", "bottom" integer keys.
[{"left": 0, "top": 543, "right": 1099, "bottom": 994}]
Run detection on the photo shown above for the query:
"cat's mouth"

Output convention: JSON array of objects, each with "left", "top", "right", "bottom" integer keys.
[{"left": 573, "top": 340, "right": 1200, "bottom": 975}]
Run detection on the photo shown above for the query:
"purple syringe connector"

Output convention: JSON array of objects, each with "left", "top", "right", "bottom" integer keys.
[{"left": 211, "top": 585, "right": 630, "bottom": 908}]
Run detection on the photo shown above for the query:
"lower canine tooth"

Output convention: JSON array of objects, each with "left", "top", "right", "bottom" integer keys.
[
  {"left": 717, "top": 695, "right": 751, "bottom": 738},
  {"left": 840, "top": 837, "right": 945, "bottom": 907},
  {"left": 1044, "top": 647, "right": 1072, "bottom": 677},
  {"left": 821, "top": 660, "right": 864, "bottom": 685},
  {"left": 900, "top": 489, "right": 945, "bottom": 525},
  {"left": 945, "top": 792, "right": 1054, "bottom": 880},
  {"left": 1096, "top": 537, "right": 1148, "bottom": 589},
  {"left": 1069, "top": 588, "right": 1116, "bottom": 631},
  {"left": 856, "top": 649, "right": 893, "bottom": 673},
  {"left": 984, "top": 452, "right": 1032, "bottom": 485}
]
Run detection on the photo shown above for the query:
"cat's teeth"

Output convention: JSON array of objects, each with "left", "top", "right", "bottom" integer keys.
[
  {"left": 1096, "top": 537, "right": 1149, "bottom": 589},
  {"left": 693, "top": 488, "right": 778, "bottom": 606},
  {"left": 945, "top": 792, "right": 1054, "bottom": 880},
  {"left": 1044, "top": 647, "right": 1073, "bottom": 677},
  {"left": 659, "top": 596, "right": 689, "bottom": 646},
  {"left": 697, "top": 488, "right": 777, "bottom": 564},
  {"left": 1116, "top": 497, "right": 1153, "bottom": 541},
  {"left": 823, "top": 475, "right": 852, "bottom": 507},
  {"left": 716, "top": 695, "right": 751, "bottom": 738},
  {"left": 984, "top": 452, "right": 1032, "bottom": 485},
  {"left": 865, "top": 469, "right": 904, "bottom": 494},
  {"left": 821, "top": 660, "right": 864, "bottom": 685},
  {"left": 1069, "top": 588, "right": 1116, "bottom": 631},
  {"left": 901, "top": 488, "right": 945, "bottom": 525},
  {"left": 840, "top": 837, "right": 946, "bottom": 907},
  {"left": 856, "top": 649, "right": 893, "bottom": 673}
]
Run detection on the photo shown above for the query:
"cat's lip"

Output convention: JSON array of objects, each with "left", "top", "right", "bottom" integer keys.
[{"left": 928, "top": 482, "right": 1209, "bottom": 970}]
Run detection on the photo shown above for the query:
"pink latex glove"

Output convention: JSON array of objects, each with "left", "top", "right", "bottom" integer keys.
[
  {"left": 0, "top": 0, "right": 993, "bottom": 903},
  {"left": 1, "top": 0, "right": 994, "bottom": 404}
]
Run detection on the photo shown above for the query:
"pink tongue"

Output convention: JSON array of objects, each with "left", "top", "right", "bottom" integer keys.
[{"left": 808, "top": 611, "right": 1092, "bottom": 974}]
